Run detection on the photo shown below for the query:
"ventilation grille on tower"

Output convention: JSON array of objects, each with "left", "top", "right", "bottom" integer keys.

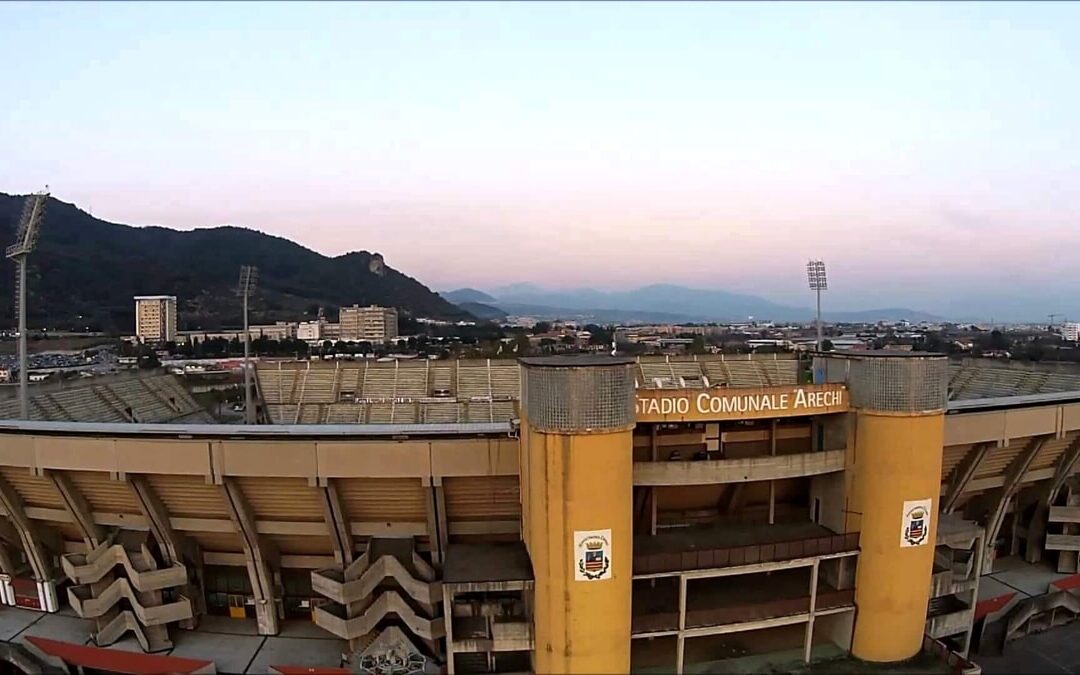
[
  {"left": 847, "top": 356, "right": 948, "bottom": 413},
  {"left": 522, "top": 360, "right": 635, "bottom": 433}
]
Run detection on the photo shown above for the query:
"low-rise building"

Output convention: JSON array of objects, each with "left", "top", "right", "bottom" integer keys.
[
  {"left": 339, "top": 305, "right": 398, "bottom": 342},
  {"left": 178, "top": 322, "right": 298, "bottom": 344},
  {"left": 255, "top": 321, "right": 297, "bottom": 341},
  {"left": 297, "top": 320, "right": 324, "bottom": 342}
]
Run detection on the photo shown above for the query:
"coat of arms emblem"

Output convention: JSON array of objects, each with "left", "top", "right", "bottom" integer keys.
[
  {"left": 574, "top": 530, "right": 612, "bottom": 581},
  {"left": 902, "top": 501, "right": 931, "bottom": 547}
]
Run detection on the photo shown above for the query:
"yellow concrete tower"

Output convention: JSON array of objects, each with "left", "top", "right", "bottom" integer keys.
[
  {"left": 838, "top": 353, "right": 948, "bottom": 662},
  {"left": 518, "top": 356, "right": 636, "bottom": 675}
]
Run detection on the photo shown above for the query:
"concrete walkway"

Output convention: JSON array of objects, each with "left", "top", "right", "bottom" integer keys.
[
  {"left": 977, "top": 622, "right": 1080, "bottom": 674},
  {"left": 0, "top": 608, "right": 346, "bottom": 673}
]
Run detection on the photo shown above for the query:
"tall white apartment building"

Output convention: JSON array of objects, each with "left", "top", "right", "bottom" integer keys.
[{"left": 134, "top": 295, "right": 178, "bottom": 343}]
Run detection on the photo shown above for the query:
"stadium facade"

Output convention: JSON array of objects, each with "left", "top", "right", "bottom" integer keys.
[{"left": 0, "top": 352, "right": 1078, "bottom": 672}]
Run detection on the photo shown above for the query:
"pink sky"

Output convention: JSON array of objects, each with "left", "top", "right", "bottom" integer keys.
[{"left": 4, "top": 2, "right": 1080, "bottom": 318}]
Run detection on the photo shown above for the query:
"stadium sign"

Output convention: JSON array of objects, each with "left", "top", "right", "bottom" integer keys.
[{"left": 635, "top": 384, "right": 848, "bottom": 422}]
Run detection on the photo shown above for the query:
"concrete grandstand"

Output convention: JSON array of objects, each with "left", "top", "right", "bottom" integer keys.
[
  {"left": 257, "top": 355, "right": 799, "bottom": 425},
  {"left": 0, "top": 373, "right": 211, "bottom": 423},
  {"left": 0, "top": 354, "right": 1078, "bottom": 672},
  {"left": 949, "top": 363, "right": 1080, "bottom": 401}
]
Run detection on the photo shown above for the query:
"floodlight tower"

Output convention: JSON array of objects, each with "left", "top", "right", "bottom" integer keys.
[
  {"left": 6, "top": 190, "right": 48, "bottom": 419},
  {"left": 237, "top": 266, "right": 258, "bottom": 424},
  {"left": 806, "top": 260, "right": 828, "bottom": 351}
]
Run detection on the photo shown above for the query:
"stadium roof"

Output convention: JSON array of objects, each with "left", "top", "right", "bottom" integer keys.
[
  {"left": 0, "top": 419, "right": 515, "bottom": 438},
  {"left": 947, "top": 389, "right": 1080, "bottom": 413}
]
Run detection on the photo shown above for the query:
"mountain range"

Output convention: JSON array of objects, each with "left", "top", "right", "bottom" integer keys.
[
  {"left": 0, "top": 193, "right": 467, "bottom": 332},
  {"left": 442, "top": 284, "right": 943, "bottom": 324},
  {"left": 0, "top": 191, "right": 945, "bottom": 333}
]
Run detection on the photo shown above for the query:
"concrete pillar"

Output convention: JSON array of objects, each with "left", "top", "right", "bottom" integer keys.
[
  {"left": 0, "top": 475, "right": 56, "bottom": 611},
  {"left": 520, "top": 356, "right": 636, "bottom": 675},
  {"left": 220, "top": 478, "right": 280, "bottom": 635},
  {"left": 841, "top": 353, "right": 948, "bottom": 663}
]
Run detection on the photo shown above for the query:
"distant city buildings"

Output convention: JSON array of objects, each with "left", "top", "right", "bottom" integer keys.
[
  {"left": 140, "top": 302, "right": 405, "bottom": 346},
  {"left": 297, "top": 319, "right": 324, "bottom": 342},
  {"left": 134, "top": 295, "right": 177, "bottom": 343},
  {"left": 339, "top": 305, "right": 398, "bottom": 342},
  {"left": 617, "top": 325, "right": 713, "bottom": 343},
  {"left": 322, "top": 322, "right": 343, "bottom": 341},
  {"left": 177, "top": 321, "right": 296, "bottom": 344},
  {"left": 416, "top": 317, "right": 477, "bottom": 327},
  {"left": 1063, "top": 322, "right": 1080, "bottom": 343}
]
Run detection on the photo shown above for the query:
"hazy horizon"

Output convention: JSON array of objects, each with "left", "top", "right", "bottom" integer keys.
[{"left": 3, "top": 2, "right": 1080, "bottom": 320}]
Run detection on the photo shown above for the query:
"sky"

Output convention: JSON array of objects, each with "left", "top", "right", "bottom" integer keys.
[{"left": 2, "top": 1, "right": 1080, "bottom": 319}]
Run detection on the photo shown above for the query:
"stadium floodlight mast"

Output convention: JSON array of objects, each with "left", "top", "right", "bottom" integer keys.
[
  {"left": 6, "top": 190, "right": 48, "bottom": 419},
  {"left": 806, "top": 260, "right": 827, "bottom": 351},
  {"left": 237, "top": 266, "right": 258, "bottom": 424}
]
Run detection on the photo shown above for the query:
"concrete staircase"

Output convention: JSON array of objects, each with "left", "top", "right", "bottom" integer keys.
[
  {"left": 311, "top": 537, "right": 442, "bottom": 661},
  {"left": 1046, "top": 484, "right": 1080, "bottom": 573},
  {"left": 311, "top": 550, "right": 441, "bottom": 610},
  {"left": 1005, "top": 589, "right": 1080, "bottom": 643},
  {"left": 61, "top": 535, "right": 192, "bottom": 653},
  {"left": 312, "top": 590, "right": 445, "bottom": 641},
  {"left": 68, "top": 577, "right": 192, "bottom": 626},
  {"left": 94, "top": 610, "right": 172, "bottom": 653},
  {"left": 62, "top": 543, "right": 187, "bottom": 592}
]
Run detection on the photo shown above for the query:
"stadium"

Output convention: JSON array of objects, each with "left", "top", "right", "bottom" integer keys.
[{"left": 0, "top": 352, "right": 1079, "bottom": 673}]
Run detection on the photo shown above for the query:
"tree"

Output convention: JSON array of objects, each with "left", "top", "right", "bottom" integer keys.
[
  {"left": 513, "top": 334, "right": 531, "bottom": 355},
  {"left": 584, "top": 324, "right": 613, "bottom": 346},
  {"left": 821, "top": 339, "right": 835, "bottom": 352},
  {"left": 118, "top": 340, "right": 136, "bottom": 358},
  {"left": 619, "top": 341, "right": 647, "bottom": 356},
  {"left": 690, "top": 336, "right": 707, "bottom": 355},
  {"left": 1026, "top": 341, "right": 1045, "bottom": 362},
  {"left": 175, "top": 340, "right": 194, "bottom": 358},
  {"left": 917, "top": 333, "right": 945, "bottom": 353},
  {"left": 531, "top": 322, "right": 551, "bottom": 335},
  {"left": 252, "top": 336, "right": 272, "bottom": 355},
  {"left": 989, "top": 330, "right": 1009, "bottom": 350},
  {"left": 137, "top": 347, "right": 161, "bottom": 370}
]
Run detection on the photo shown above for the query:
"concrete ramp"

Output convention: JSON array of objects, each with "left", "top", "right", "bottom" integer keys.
[
  {"left": 62, "top": 543, "right": 187, "bottom": 592},
  {"left": 61, "top": 538, "right": 192, "bottom": 653},
  {"left": 67, "top": 577, "right": 193, "bottom": 626},
  {"left": 93, "top": 610, "right": 173, "bottom": 653},
  {"left": 312, "top": 590, "right": 445, "bottom": 641},
  {"left": 311, "top": 554, "right": 441, "bottom": 609},
  {"left": 1005, "top": 589, "right": 1080, "bottom": 642}
]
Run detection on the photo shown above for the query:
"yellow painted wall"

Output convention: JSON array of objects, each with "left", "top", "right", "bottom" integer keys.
[
  {"left": 849, "top": 411, "right": 944, "bottom": 662},
  {"left": 525, "top": 425, "right": 633, "bottom": 674}
]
